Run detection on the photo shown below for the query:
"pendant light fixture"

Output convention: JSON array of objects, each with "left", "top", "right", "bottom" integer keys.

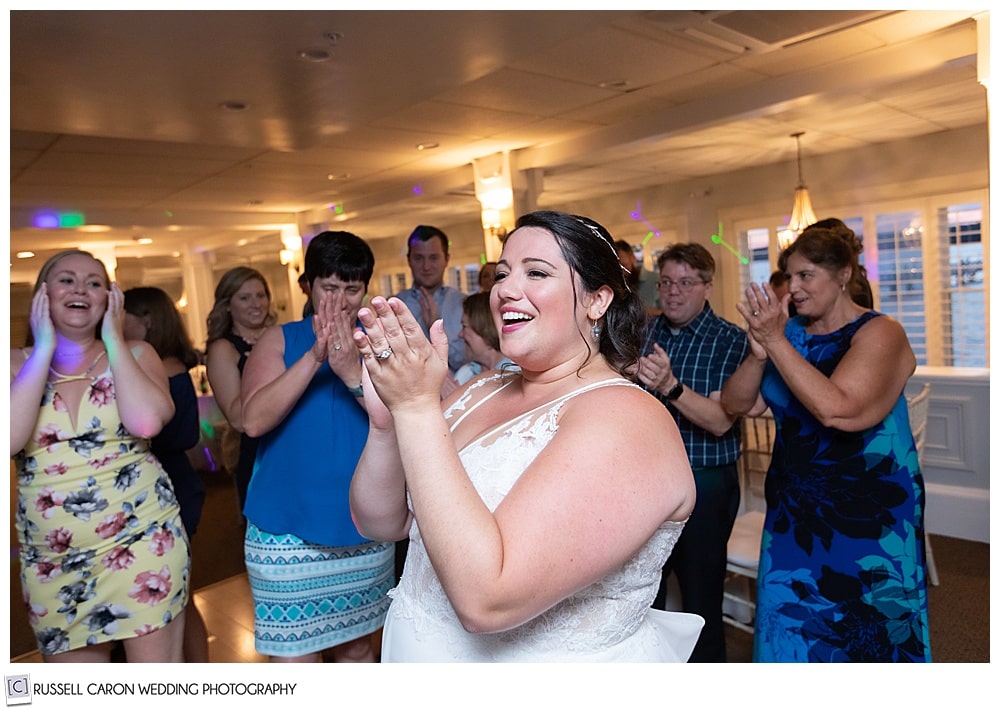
[{"left": 779, "top": 131, "right": 818, "bottom": 250}]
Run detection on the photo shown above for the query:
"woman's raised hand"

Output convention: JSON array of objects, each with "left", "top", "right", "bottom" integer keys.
[
  {"left": 737, "top": 281, "right": 788, "bottom": 352},
  {"left": 101, "top": 282, "right": 127, "bottom": 347},
  {"left": 29, "top": 283, "right": 56, "bottom": 354},
  {"left": 353, "top": 296, "right": 449, "bottom": 412}
]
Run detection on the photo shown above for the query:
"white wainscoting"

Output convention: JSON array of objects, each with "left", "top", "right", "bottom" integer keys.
[{"left": 905, "top": 367, "right": 990, "bottom": 543}]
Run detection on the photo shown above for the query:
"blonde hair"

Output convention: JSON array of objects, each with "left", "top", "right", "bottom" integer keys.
[{"left": 26, "top": 250, "right": 110, "bottom": 346}]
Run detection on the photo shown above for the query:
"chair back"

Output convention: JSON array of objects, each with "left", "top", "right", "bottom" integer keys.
[
  {"left": 737, "top": 410, "right": 775, "bottom": 513},
  {"left": 906, "top": 382, "right": 932, "bottom": 459}
]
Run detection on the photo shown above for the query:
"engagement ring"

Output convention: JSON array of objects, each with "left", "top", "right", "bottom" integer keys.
[
  {"left": 334, "top": 343, "right": 342, "bottom": 351},
  {"left": 375, "top": 348, "right": 393, "bottom": 360},
  {"left": 752, "top": 311, "right": 760, "bottom": 317}
]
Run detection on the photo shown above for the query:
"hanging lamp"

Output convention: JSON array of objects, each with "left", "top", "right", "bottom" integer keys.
[{"left": 779, "top": 131, "right": 818, "bottom": 250}]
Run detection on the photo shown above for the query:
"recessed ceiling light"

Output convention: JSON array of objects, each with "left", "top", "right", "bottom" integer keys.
[
  {"left": 219, "top": 100, "right": 249, "bottom": 112},
  {"left": 598, "top": 80, "right": 630, "bottom": 90},
  {"left": 327, "top": 172, "right": 351, "bottom": 180},
  {"left": 416, "top": 142, "right": 439, "bottom": 151},
  {"left": 16, "top": 251, "right": 35, "bottom": 259},
  {"left": 297, "top": 48, "right": 332, "bottom": 62},
  {"left": 135, "top": 237, "right": 153, "bottom": 245}
]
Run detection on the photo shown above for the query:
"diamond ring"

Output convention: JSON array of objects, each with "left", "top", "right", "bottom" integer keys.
[
  {"left": 752, "top": 311, "right": 760, "bottom": 317},
  {"left": 334, "top": 343, "right": 343, "bottom": 351},
  {"left": 375, "top": 348, "right": 393, "bottom": 360}
]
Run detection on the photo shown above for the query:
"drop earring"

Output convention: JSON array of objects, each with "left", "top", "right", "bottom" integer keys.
[{"left": 591, "top": 320, "right": 602, "bottom": 342}]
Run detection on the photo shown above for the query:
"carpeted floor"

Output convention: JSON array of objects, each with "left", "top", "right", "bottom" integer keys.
[{"left": 9, "top": 469, "right": 990, "bottom": 662}]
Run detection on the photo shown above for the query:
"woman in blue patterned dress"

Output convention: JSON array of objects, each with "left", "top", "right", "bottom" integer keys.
[{"left": 721, "top": 224, "right": 931, "bottom": 662}]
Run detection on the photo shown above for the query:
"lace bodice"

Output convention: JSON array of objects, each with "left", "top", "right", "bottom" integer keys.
[{"left": 385, "top": 374, "right": 687, "bottom": 661}]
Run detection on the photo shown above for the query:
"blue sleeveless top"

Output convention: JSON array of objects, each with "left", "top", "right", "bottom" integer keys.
[{"left": 243, "top": 318, "right": 370, "bottom": 546}]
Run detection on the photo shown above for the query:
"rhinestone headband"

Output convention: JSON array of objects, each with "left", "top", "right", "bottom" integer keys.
[{"left": 578, "top": 219, "right": 632, "bottom": 292}]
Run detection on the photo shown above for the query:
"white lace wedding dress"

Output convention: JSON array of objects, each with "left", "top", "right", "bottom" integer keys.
[{"left": 380, "top": 374, "right": 704, "bottom": 662}]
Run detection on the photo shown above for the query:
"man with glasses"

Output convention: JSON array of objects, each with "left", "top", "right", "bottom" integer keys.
[{"left": 637, "top": 242, "right": 751, "bottom": 663}]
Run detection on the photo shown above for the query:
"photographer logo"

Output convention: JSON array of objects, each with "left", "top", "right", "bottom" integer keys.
[{"left": 5, "top": 675, "right": 31, "bottom": 706}]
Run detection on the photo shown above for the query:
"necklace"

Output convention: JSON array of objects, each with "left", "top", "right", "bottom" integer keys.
[
  {"left": 236, "top": 326, "right": 266, "bottom": 344},
  {"left": 49, "top": 349, "right": 107, "bottom": 383}
]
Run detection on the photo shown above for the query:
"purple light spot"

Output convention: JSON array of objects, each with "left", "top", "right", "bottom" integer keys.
[{"left": 34, "top": 212, "right": 59, "bottom": 229}]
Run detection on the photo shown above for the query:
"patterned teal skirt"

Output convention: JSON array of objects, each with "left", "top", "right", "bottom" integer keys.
[{"left": 244, "top": 522, "right": 394, "bottom": 657}]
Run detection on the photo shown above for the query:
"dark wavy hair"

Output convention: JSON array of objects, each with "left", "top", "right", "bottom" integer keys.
[
  {"left": 123, "top": 286, "right": 199, "bottom": 370},
  {"left": 509, "top": 210, "right": 646, "bottom": 377}
]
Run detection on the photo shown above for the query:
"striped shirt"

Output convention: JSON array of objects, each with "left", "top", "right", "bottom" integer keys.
[
  {"left": 642, "top": 304, "right": 750, "bottom": 468},
  {"left": 395, "top": 284, "right": 468, "bottom": 373}
]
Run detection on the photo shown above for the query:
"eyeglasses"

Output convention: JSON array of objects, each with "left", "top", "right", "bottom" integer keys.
[{"left": 658, "top": 277, "right": 708, "bottom": 292}]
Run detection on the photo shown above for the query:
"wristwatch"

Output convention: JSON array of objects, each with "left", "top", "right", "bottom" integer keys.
[
  {"left": 347, "top": 384, "right": 365, "bottom": 398},
  {"left": 665, "top": 380, "right": 684, "bottom": 401}
]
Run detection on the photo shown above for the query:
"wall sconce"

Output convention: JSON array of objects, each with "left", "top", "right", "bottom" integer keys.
[
  {"left": 280, "top": 229, "right": 304, "bottom": 272},
  {"left": 474, "top": 152, "right": 514, "bottom": 249},
  {"left": 480, "top": 207, "right": 506, "bottom": 240},
  {"left": 779, "top": 132, "right": 818, "bottom": 251}
]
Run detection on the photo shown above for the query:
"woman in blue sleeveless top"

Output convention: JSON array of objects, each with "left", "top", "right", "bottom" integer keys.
[{"left": 240, "top": 231, "right": 393, "bottom": 663}]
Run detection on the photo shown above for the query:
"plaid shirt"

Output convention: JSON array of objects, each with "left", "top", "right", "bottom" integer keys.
[{"left": 642, "top": 304, "right": 750, "bottom": 468}]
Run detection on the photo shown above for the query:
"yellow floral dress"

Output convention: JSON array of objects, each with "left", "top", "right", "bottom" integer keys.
[{"left": 13, "top": 353, "right": 191, "bottom": 655}]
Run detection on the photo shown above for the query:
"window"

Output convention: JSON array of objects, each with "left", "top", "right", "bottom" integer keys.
[
  {"left": 743, "top": 227, "right": 771, "bottom": 286},
  {"left": 464, "top": 264, "right": 480, "bottom": 293},
  {"left": 875, "top": 211, "right": 928, "bottom": 363},
  {"left": 734, "top": 195, "right": 987, "bottom": 368},
  {"left": 937, "top": 203, "right": 985, "bottom": 367}
]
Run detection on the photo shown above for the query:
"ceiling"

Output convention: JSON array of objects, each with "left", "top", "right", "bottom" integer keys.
[{"left": 8, "top": 9, "right": 989, "bottom": 282}]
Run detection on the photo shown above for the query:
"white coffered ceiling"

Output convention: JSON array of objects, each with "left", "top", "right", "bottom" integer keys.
[{"left": 8, "top": 9, "right": 989, "bottom": 278}]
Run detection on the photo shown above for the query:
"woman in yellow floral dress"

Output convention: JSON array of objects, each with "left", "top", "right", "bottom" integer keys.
[{"left": 10, "top": 250, "right": 190, "bottom": 662}]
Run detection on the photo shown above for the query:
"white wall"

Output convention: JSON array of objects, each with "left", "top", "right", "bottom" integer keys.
[{"left": 906, "top": 368, "right": 991, "bottom": 543}]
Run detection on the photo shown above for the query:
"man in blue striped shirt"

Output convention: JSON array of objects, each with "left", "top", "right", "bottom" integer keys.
[
  {"left": 394, "top": 225, "right": 469, "bottom": 376},
  {"left": 637, "top": 242, "right": 751, "bottom": 663}
]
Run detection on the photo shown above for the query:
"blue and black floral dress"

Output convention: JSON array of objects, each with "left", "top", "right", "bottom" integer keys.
[{"left": 755, "top": 311, "right": 931, "bottom": 662}]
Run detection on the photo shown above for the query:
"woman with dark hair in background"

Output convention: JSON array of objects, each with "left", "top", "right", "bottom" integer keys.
[
  {"left": 721, "top": 225, "right": 930, "bottom": 662},
  {"left": 11, "top": 250, "right": 189, "bottom": 662},
  {"left": 204, "top": 267, "right": 276, "bottom": 515},
  {"left": 351, "top": 210, "right": 700, "bottom": 662},
  {"left": 123, "top": 285, "right": 209, "bottom": 662}
]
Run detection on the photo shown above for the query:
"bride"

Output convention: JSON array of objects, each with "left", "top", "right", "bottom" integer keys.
[{"left": 350, "top": 210, "right": 702, "bottom": 662}]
